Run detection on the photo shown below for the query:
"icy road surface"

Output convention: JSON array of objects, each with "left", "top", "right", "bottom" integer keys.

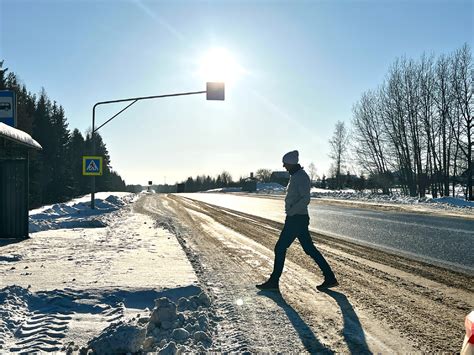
[{"left": 179, "top": 193, "right": 474, "bottom": 274}]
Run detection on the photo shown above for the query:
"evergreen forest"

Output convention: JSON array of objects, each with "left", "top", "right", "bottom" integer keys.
[{"left": 0, "top": 61, "right": 126, "bottom": 208}]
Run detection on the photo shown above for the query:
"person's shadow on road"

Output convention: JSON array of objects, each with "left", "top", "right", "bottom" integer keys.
[
  {"left": 258, "top": 288, "right": 373, "bottom": 354},
  {"left": 320, "top": 289, "right": 372, "bottom": 354},
  {"left": 257, "top": 290, "right": 334, "bottom": 354}
]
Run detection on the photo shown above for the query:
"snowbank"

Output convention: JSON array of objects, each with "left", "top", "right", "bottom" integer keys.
[
  {"left": 256, "top": 182, "right": 286, "bottom": 194},
  {"left": 430, "top": 196, "right": 474, "bottom": 208},
  {"left": 83, "top": 289, "right": 215, "bottom": 353},
  {"left": 203, "top": 183, "right": 286, "bottom": 194},
  {"left": 205, "top": 187, "right": 242, "bottom": 193},
  {"left": 29, "top": 192, "right": 135, "bottom": 232},
  {"left": 310, "top": 188, "right": 474, "bottom": 210}
]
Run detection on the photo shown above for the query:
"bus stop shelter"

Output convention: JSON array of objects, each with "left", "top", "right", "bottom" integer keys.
[{"left": 0, "top": 123, "right": 42, "bottom": 238}]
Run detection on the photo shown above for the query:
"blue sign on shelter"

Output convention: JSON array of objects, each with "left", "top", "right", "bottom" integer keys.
[{"left": 0, "top": 91, "right": 16, "bottom": 127}]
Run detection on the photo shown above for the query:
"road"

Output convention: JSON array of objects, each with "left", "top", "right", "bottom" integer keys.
[
  {"left": 179, "top": 193, "right": 474, "bottom": 274},
  {"left": 134, "top": 194, "right": 473, "bottom": 353}
]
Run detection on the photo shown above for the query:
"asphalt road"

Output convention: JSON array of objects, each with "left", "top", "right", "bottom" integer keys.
[{"left": 179, "top": 193, "right": 474, "bottom": 274}]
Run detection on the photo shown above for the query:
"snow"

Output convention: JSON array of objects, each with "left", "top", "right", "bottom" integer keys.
[
  {"left": 1, "top": 190, "right": 470, "bottom": 352},
  {"left": 205, "top": 187, "right": 242, "bottom": 193},
  {"left": 257, "top": 182, "right": 286, "bottom": 193},
  {"left": 204, "top": 183, "right": 285, "bottom": 194},
  {"left": 431, "top": 196, "right": 474, "bottom": 208},
  {"left": 309, "top": 188, "right": 474, "bottom": 210},
  {"left": 0, "top": 123, "right": 42, "bottom": 150},
  {"left": 0, "top": 192, "right": 215, "bottom": 353},
  {"left": 237, "top": 182, "right": 474, "bottom": 211},
  {"left": 29, "top": 192, "right": 135, "bottom": 232},
  {"left": 85, "top": 291, "right": 214, "bottom": 353}
]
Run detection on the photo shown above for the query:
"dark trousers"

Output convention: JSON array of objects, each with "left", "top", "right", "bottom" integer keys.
[{"left": 270, "top": 214, "right": 335, "bottom": 281}]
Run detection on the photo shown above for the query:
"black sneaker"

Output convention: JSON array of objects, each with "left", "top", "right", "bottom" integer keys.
[
  {"left": 316, "top": 278, "right": 339, "bottom": 291},
  {"left": 256, "top": 279, "right": 279, "bottom": 291}
]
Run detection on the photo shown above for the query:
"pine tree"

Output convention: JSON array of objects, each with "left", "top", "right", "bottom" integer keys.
[
  {"left": 32, "top": 89, "right": 55, "bottom": 204},
  {"left": 0, "top": 61, "right": 7, "bottom": 89},
  {"left": 1, "top": 61, "right": 127, "bottom": 203},
  {"left": 46, "top": 103, "right": 73, "bottom": 202},
  {"left": 17, "top": 85, "right": 36, "bottom": 135},
  {"left": 68, "top": 129, "right": 88, "bottom": 195}
]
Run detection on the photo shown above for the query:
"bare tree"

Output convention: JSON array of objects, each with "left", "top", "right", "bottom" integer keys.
[
  {"left": 451, "top": 44, "right": 473, "bottom": 200},
  {"left": 403, "top": 57, "right": 427, "bottom": 197},
  {"left": 352, "top": 90, "right": 388, "bottom": 173},
  {"left": 352, "top": 89, "right": 392, "bottom": 194},
  {"left": 433, "top": 53, "right": 455, "bottom": 197},
  {"left": 379, "top": 59, "right": 418, "bottom": 196},
  {"left": 351, "top": 44, "right": 472, "bottom": 199},
  {"left": 255, "top": 168, "right": 272, "bottom": 182},
  {"left": 418, "top": 53, "right": 438, "bottom": 197},
  {"left": 329, "top": 121, "right": 349, "bottom": 189},
  {"left": 219, "top": 171, "right": 233, "bottom": 186},
  {"left": 308, "top": 162, "right": 317, "bottom": 183}
]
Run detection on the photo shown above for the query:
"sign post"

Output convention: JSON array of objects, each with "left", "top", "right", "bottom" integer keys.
[{"left": 0, "top": 91, "right": 17, "bottom": 127}]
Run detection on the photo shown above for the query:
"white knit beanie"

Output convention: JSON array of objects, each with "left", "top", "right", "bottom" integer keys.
[{"left": 282, "top": 150, "right": 299, "bottom": 164}]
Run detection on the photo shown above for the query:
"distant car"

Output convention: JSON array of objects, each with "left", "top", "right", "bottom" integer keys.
[{"left": 0, "top": 102, "right": 11, "bottom": 111}]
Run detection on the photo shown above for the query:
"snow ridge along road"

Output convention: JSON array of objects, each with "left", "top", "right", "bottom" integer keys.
[{"left": 135, "top": 194, "right": 472, "bottom": 353}]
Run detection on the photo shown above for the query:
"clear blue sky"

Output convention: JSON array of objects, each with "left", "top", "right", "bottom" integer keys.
[{"left": 1, "top": 0, "right": 472, "bottom": 185}]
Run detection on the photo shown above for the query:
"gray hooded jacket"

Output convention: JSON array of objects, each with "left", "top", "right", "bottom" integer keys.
[{"left": 285, "top": 168, "right": 311, "bottom": 216}]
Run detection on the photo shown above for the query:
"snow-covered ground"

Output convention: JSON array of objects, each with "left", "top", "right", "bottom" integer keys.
[
  {"left": 309, "top": 187, "right": 474, "bottom": 211},
  {"left": 0, "top": 192, "right": 217, "bottom": 353},
  {"left": 28, "top": 192, "right": 134, "bottom": 232}
]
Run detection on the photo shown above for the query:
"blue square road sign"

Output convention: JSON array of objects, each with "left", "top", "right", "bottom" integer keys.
[{"left": 83, "top": 156, "right": 103, "bottom": 176}]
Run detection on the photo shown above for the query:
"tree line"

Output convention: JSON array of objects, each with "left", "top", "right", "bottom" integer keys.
[
  {"left": 329, "top": 44, "right": 472, "bottom": 200},
  {"left": 0, "top": 61, "right": 126, "bottom": 208},
  {"left": 129, "top": 171, "right": 263, "bottom": 193}
]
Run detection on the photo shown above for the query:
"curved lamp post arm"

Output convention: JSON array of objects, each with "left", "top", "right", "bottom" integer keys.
[{"left": 90, "top": 83, "right": 223, "bottom": 209}]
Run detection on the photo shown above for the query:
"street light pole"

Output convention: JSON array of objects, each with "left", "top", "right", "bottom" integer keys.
[{"left": 90, "top": 83, "right": 224, "bottom": 209}]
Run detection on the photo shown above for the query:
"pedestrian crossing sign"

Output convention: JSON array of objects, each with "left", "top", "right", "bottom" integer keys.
[{"left": 82, "top": 156, "right": 103, "bottom": 176}]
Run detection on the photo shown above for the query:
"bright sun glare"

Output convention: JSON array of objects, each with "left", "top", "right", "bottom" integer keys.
[{"left": 198, "top": 48, "right": 243, "bottom": 83}]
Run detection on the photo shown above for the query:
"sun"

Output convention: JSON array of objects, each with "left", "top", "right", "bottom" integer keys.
[{"left": 198, "top": 48, "right": 243, "bottom": 83}]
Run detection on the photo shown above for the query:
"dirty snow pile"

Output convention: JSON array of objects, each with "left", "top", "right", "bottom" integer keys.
[
  {"left": 29, "top": 192, "right": 134, "bottom": 232},
  {"left": 256, "top": 182, "right": 286, "bottom": 194},
  {"left": 80, "top": 290, "right": 215, "bottom": 354},
  {"left": 205, "top": 187, "right": 243, "bottom": 193},
  {"left": 204, "top": 183, "right": 286, "bottom": 194}
]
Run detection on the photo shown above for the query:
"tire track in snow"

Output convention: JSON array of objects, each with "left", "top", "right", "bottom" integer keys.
[{"left": 0, "top": 286, "right": 126, "bottom": 352}]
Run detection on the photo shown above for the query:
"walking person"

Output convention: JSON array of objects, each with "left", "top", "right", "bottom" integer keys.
[{"left": 257, "top": 150, "right": 338, "bottom": 291}]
